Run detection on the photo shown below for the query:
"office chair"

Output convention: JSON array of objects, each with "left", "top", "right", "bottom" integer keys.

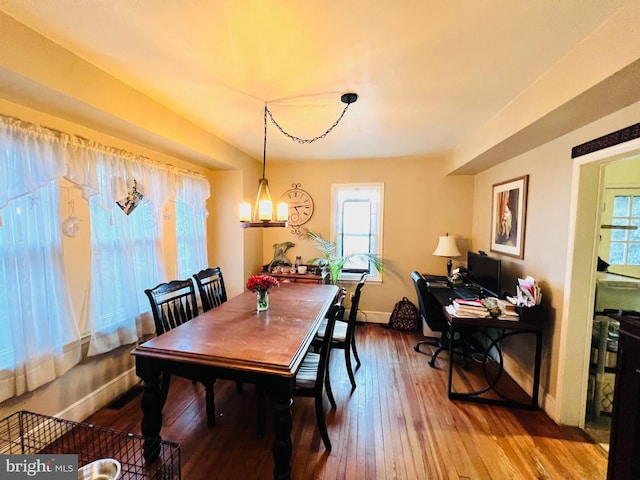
[
  {"left": 411, "top": 271, "right": 461, "bottom": 368},
  {"left": 145, "top": 278, "right": 217, "bottom": 427}
]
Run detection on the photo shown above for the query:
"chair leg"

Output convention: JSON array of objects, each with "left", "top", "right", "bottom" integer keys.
[
  {"left": 204, "top": 380, "right": 216, "bottom": 427},
  {"left": 314, "top": 394, "right": 332, "bottom": 451},
  {"left": 344, "top": 347, "right": 357, "bottom": 391},
  {"left": 351, "top": 335, "right": 361, "bottom": 369},
  {"left": 324, "top": 365, "right": 337, "bottom": 409},
  {"left": 428, "top": 346, "right": 445, "bottom": 368}
]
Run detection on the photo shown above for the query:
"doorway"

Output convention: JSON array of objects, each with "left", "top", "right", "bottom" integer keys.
[{"left": 581, "top": 157, "right": 640, "bottom": 451}]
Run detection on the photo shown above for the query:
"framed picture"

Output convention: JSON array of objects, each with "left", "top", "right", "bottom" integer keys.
[{"left": 490, "top": 175, "right": 529, "bottom": 259}]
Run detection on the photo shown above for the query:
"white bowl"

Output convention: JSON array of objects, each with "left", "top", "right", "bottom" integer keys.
[{"left": 78, "top": 458, "right": 121, "bottom": 480}]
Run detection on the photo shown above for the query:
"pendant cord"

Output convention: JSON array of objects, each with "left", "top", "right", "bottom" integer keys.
[
  {"left": 265, "top": 102, "right": 353, "bottom": 145},
  {"left": 262, "top": 105, "right": 268, "bottom": 180}
]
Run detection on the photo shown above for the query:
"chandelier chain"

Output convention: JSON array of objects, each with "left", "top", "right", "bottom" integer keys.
[{"left": 266, "top": 103, "right": 352, "bottom": 144}]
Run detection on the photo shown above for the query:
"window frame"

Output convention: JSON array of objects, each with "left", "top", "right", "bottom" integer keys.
[
  {"left": 330, "top": 183, "right": 384, "bottom": 283},
  {"left": 601, "top": 187, "right": 640, "bottom": 268}
]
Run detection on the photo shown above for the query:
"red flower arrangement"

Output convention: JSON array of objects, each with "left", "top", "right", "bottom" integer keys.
[{"left": 246, "top": 274, "right": 279, "bottom": 293}]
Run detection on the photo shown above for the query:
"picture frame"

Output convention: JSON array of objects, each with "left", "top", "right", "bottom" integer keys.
[{"left": 490, "top": 175, "right": 529, "bottom": 259}]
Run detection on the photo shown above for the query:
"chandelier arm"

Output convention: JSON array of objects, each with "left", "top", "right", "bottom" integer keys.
[{"left": 266, "top": 103, "right": 352, "bottom": 144}]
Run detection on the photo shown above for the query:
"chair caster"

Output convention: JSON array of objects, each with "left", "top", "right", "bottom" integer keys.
[
  {"left": 414, "top": 344, "right": 420, "bottom": 352},
  {"left": 428, "top": 358, "right": 436, "bottom": 368}
]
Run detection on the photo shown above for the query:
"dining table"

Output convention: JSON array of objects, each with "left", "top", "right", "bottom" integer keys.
[{"left": 131, "top": 282, "right": 339, "bottom": 480}]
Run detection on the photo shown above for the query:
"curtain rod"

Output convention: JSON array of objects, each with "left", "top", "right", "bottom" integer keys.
[{"left": 0, "top": 113, "right": 207, "bottom": 181}]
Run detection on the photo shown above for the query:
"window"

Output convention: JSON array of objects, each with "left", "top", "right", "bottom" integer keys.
[
  {"left": 608, "top": 192, "right": 640, "bottom": 265},
  {"left": 602, "top": 188, "right": 640, "bottom": 266},
  {"left": 0, "top": 181, "right": 80, "bottom": 396},
  {"left": 331, "top": 183, "right": 384, "bottom": 281},
  {"left": 175, "top": 199, "right": 208, "bottom": 278},
  {"left": 86, "top": 183, "right": 164, "bottom": 355}
]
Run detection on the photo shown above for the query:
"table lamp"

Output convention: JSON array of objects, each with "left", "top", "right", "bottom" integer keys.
[{"left": 433, "top": 233, "right": 461, "bottom": 277}]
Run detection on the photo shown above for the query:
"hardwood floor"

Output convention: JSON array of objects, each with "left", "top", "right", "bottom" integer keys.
[{"left": 86, "top": 324, "right": 608, "bottom": 479}]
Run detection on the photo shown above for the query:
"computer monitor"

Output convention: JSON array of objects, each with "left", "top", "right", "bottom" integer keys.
[{"left": 466, "top": 252, "right": 501, "bottom": 297}]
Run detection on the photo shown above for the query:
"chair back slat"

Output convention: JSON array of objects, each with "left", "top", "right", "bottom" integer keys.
[
  {"left": 316, "top": 303, "right": 340, "bottom": 383},
  {"left": 145, "top": 279, "right": 199, "bottom": 335},
  {"left": 344, "top": 274, "right": 367, "bottom": 342},
  {"left": 193, "top": 267, "right": 228, "bottom": 312}
]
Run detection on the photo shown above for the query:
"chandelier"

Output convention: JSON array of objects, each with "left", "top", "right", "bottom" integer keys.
[{"left": 240, "top": 93, "right": 358, "bottom": 228}]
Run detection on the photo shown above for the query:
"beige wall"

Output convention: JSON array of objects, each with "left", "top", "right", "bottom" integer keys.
[
  {"left": 470, "top": 99, "right": 640, "bottom": 424},
  {"left": 259, "top": 156, "right": 474, "bottom": 316}
]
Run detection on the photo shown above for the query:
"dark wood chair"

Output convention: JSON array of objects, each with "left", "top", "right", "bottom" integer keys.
[
  {"left": 411, "top": 271, "right": 466, "bottom": 368},
  {"left": 193, "top": 267, "right": 227, "bottom": 312},
  {"left": 295, "top": 299, "right": 340, "bottom": 451},
  {"left": 193, "top": 267, "right": 246, "bottom": 395},
  {"left": 316, "top": 273, "right": 367, "bottom": 391},
  {"left": 144, "top": 279, "right": 216, "bottom": 427}
]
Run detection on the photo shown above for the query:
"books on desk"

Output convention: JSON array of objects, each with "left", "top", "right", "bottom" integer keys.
[{"left": 446, "top": 298, "right": 520, "bottom": 321}]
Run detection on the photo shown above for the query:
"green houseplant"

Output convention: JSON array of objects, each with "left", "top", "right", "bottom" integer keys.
[{"left": 303, "top": 229, "right": 384, "bottom": 284}]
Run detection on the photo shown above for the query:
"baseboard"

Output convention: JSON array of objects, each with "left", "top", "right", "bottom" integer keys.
[
  {"left": 55, "top": 367, "right": 139, "bottom": 423},
  {"left": 359, "top": 310, "right": 390, "bottom": 324}
]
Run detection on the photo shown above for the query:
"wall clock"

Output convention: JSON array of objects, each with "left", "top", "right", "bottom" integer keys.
[{"left": 281, "top": 183, "right": 314, "bottom": 231}]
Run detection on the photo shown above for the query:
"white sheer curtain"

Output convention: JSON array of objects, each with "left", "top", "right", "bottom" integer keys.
[
  {"left": 0, "top": 113, "right": 211, "bottom": 395},
  {"left": 0, "top": 116, "right": 67, "bottom": 210},
  {"left": 176, "top": 174, "right": 210, "bottom": 278},
  {"left": 0, "top": 117, "right": 80, "bottom": 402},
  {"left": 0, "top": 181, "right": 81, "bottom": 402},
  {"left": 79, "top": 149, "right": 170, "bottom": 356}
]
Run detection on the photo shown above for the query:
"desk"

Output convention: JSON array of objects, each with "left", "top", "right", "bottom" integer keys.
[
  {"left": 427, "top": 283, "right": 545, "bottom": 409},
  {"left": 132, "top": 283, "right": 339, "bottom": 480}
]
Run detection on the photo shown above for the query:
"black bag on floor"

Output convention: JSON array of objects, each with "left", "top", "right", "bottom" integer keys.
[{"left": 389, "top": 297, "right": 420, "bottom": 331}]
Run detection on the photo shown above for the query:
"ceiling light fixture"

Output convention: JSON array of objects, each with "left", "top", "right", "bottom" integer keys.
[{"left": 240, "top": 93, "right": 358, "bottom": 228}]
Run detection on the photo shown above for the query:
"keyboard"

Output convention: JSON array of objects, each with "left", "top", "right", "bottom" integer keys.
[{"left": 453, "top": 286, "right": 479, "bottom": 300}]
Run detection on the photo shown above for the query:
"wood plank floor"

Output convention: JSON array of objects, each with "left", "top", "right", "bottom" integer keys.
[{"left": 86, "top": 324, "right": 608, "bottom": 479}]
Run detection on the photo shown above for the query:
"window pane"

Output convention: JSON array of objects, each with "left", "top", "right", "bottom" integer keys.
[
  {"left": 343, "top": 201, "right": 371, "bottom": 235},
  {"left": 610, "top": 219, "right": 629, "bottom": 241},
  {"left": 628, "top": 243, "right": 640, "bottom": 265},
  {"left": 609, "top": 243, "right": 626, "bottom": 264},
  {"left": 612, "top": 196, "right": 630, "bottom": 216},
  {"left": 631, "top": 219, "right": 640, "bottom": 242},
  {"left": 343, "top": 236, "right": 370, "bottom": 256},
  {"left": 632, "top": 196, "right": 640, "bottom": 216}
]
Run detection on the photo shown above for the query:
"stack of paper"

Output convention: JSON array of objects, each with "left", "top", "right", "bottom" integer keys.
[
  {"left": 512, "top": 276, "right": 542, "bottom": 307},
  {"left": 446, "top": 298, "right": 520, "bottom": 321},
  {"left": 452, "top": 298, "right": 487, "bottom": 316}
]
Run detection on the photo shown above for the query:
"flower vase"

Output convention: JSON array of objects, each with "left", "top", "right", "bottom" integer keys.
[{"left": 257, "top": 290, "right": 269, "bottom": 312}]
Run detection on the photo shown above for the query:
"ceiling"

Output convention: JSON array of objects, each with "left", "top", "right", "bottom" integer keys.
[{"left": 0, "top": 1, "right": 626, "bottom": 165}]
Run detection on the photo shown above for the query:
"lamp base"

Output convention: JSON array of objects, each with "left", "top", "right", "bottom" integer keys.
[{"left": 446, "top": 258, "right": 453, "bottom": 277}]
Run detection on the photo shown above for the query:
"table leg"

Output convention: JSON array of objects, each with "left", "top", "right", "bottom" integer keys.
[
  {"left": 532, "top": 330, "right": 543, "bottom": 409},
  {"left": 447, "top": 324, "right": 455, "bottom": 398},
  {"left": 137, "top": 358, "right": 164, "bottom": 461},
  {"left": 270, "top": 379, "right": 293, "bottom": 480}
]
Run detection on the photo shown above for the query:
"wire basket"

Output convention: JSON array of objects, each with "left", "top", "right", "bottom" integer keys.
[{"left": 0, "top": 411, "right": 180, "bottom": 479}]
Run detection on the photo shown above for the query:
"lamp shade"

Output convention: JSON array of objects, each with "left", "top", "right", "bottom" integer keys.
[{"left": 433, "top": 235, "right": 461, "bottom": 258}]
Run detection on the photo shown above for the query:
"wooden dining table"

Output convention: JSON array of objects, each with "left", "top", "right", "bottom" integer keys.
[{"left": 131, "top": 282, "right": 339, "bottom": 480}]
